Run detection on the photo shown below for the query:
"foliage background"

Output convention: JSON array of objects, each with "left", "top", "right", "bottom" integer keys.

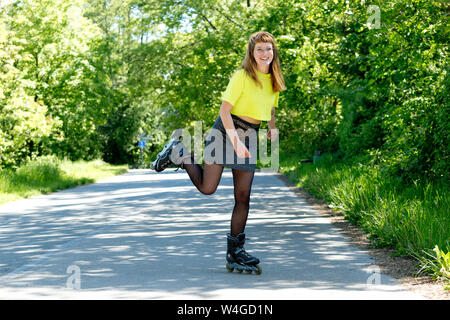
[
  {"left": 0, "top": 0, "right": 448, "bottom": 282},
  {"left": 1, "top": 0, "right": 447, "bottom": 183}
]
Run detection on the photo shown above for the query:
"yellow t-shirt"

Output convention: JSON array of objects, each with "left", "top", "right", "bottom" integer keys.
[{"left": 221, "top": 69, "right": 279, "bottom": 121}]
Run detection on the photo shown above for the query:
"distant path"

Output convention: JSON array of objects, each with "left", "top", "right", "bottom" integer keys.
[{"left": 0, "top": 169, "right": 424, "bottom": 299}]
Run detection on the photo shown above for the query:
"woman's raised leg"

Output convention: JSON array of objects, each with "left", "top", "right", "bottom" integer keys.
[{"left": 183, "top": 161, "right": 224, "bottom": 195}]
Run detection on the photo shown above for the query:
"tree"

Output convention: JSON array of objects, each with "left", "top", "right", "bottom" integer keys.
[{"left": 0, "top": 9, "right": 59, "bottom": 168}]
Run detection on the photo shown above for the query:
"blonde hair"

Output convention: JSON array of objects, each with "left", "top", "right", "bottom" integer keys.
[{"left": 241, "top": 31, "right": 286, "bottom": 92}]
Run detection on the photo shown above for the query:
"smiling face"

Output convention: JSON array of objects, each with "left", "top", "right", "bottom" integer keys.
[
  {"left": 241, "top": 31, "right": 286, "bottom": 92},
  {"left": 253, "top": 42, "right": 273, "bottom": 71}
]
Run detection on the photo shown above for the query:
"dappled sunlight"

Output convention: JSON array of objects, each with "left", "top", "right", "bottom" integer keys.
[{"left": 0, "top": 170, "right": 421, "bottom": 299}]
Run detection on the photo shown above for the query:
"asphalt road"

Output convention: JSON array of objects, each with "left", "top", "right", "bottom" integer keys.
[{"left": 0, "top": 169, "right": 424, "bottom": 299}]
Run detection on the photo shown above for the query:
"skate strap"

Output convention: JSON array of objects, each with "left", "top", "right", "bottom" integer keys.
[{"left": 235, "top": 248, "right": 252, "bottom": 259}]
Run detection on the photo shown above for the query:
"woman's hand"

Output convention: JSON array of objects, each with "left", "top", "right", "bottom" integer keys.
[{"left": 234, "top": 139, "right": 251, "bottom": 158}]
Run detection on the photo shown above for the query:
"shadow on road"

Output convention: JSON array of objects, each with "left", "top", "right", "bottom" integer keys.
[{"left": 0, "top": 170, "right": 413, "bottom": 299}]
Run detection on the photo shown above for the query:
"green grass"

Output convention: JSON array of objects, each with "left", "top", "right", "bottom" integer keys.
[
  {"left": 0, "top": 156, "right": 128, "bottom": 205},
  {"left": 279, "top": 150, "right": 450, "bottom": 287}
]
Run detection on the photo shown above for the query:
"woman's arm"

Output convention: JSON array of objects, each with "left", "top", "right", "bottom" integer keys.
[
  {"left": 267, "top": 107, "right": 278, "bottom": 141},
  {"left": 219, "top": 101, "right": 251, "bottom": 158},
  {"left": 268, "top": 107, "right": 276, "bottom": 129}
]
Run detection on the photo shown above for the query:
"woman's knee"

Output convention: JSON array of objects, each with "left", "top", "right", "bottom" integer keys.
[
  {"left": 200, "top": 184, "right": 218, "bottom": 195},
  {"left": 234, "top": 189, "right": 251, "bottom": 204}
]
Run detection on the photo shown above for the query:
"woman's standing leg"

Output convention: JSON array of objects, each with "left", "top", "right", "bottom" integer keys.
[
  {"left": 225, "top": 168, "right": 261, "bottom": 274},
  {"left": 230, "top": 168, "right": 255, "bottom": 237}
]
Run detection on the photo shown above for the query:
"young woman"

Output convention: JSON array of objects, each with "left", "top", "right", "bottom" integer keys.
[{"left": 151, "top": 31, "right": 286, "bottom": 274}]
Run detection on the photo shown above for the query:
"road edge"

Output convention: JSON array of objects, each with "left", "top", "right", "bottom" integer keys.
[{"left": 273, "top": 172, "right": 449, "bottom": 300}]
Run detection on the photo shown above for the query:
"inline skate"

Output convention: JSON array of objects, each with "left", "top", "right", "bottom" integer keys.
[
  {"left": 225, "top": 233, "right": 262, "bottom": 275},
  {"left": 150, "top": 138, "right": 188, "bottom": 172}
]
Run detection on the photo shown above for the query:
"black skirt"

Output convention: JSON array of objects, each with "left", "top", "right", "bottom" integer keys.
[{"left": 204, "top": 114, "right": 260, "bottom": 172}]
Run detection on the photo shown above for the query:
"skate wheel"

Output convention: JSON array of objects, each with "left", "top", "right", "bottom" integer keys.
[
  {"left": 255, "top": 265, "right": 262, "bottom": 275},
  {"left": 225, "top": 263, "right": 234, "bottom": 273},
  {"left": 236, "top": 268, "right": 243, "bottom": 273},
  {"left": 245, "top": 270, "right": 252, "bottom": 274}
]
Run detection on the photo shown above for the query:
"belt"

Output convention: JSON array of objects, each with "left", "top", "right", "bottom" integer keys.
[{"left": 231, "top": 114, "right": 260, "bottom": 131}]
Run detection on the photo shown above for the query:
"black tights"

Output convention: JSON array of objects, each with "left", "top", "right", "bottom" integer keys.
[{"left": 183, "top": 161, "right": 255, "bottom": 237}]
